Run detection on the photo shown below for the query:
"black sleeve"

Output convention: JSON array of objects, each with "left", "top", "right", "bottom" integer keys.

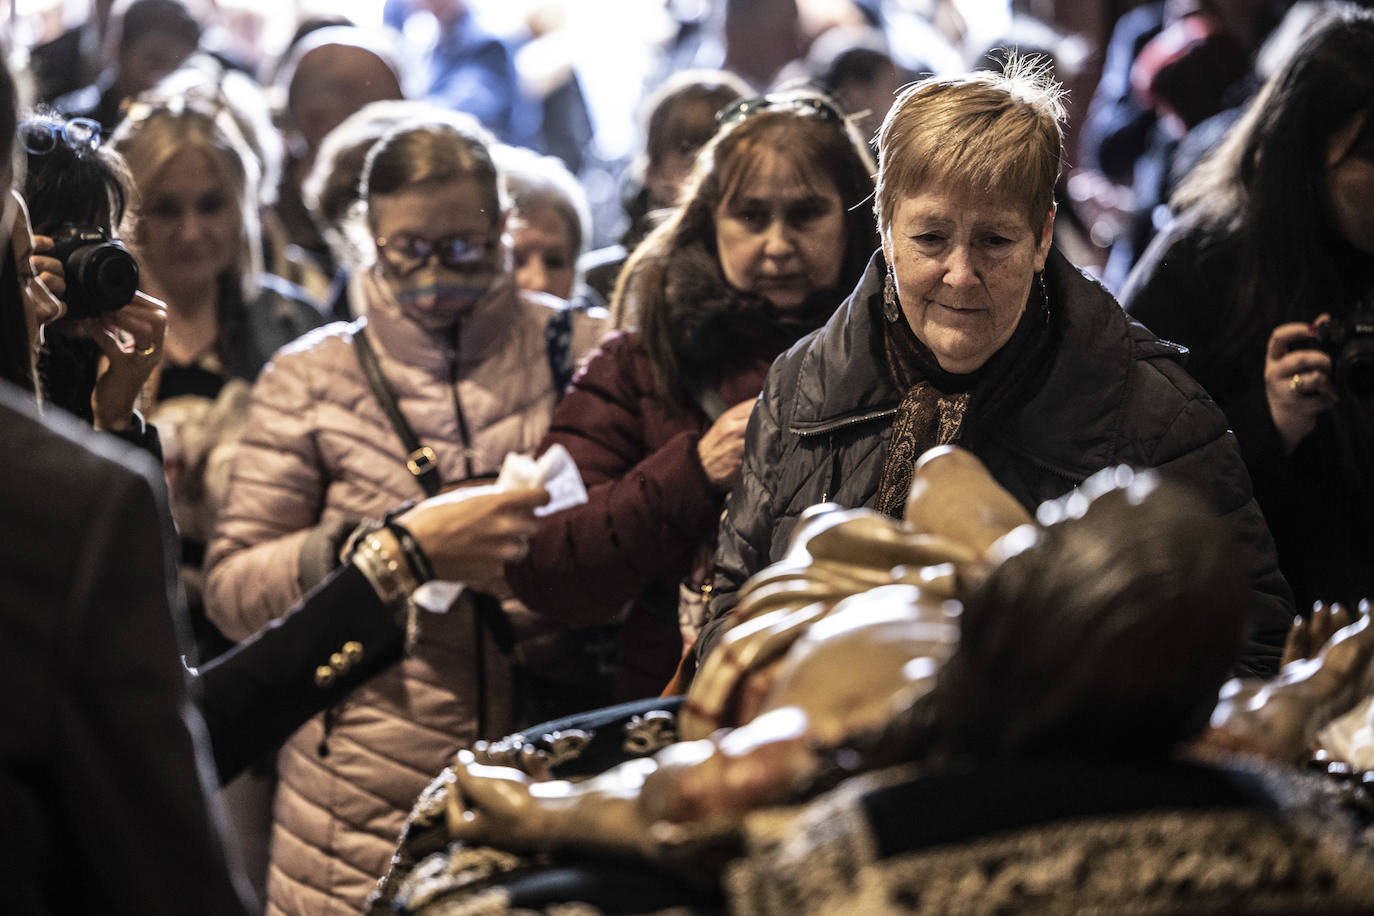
[
  {"left": 193, "top": 564, "right": 404, "bottom": 782},
  {"left": 107, "top": 410, "right": 164, "bottom": 465}
]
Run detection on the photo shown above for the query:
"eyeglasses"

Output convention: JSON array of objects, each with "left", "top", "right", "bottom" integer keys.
[
  {"left": 716, "top": 94, "right": 845, "bottom": 127},
  {"left": 375, "top": 233, "right": 496, "bottom": 277},
  {"left": 19, "top": 118, "right": 102, "bottom": 156}
]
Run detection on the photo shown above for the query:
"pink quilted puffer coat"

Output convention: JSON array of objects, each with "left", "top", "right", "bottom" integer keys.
[{"left": 203, "top": 272, "right": 605, "bottom": 915}]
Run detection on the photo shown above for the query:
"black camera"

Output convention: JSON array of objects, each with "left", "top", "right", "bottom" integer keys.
[
  {"left": 48, "top": 224, "right": 140, "bottom": 319},
  {"left": 1314, "top": 305, "right": 1374, "bottom": 400}
]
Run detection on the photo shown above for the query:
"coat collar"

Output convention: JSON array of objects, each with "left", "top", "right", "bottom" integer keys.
[
  {"left": 360, "top": 267, "right": 524, "bottom": 375},
  {"left": 787, "top": 248, "right": 1187, "bottom": 467}
]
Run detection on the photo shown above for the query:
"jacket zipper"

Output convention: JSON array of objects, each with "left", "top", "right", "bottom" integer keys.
[
  {"left": 791, "top": 406, "right": 898, "bottom": 438},
  {"left": 791, "top": 407, "right": 897, "bottom": 503},
  {"left": 992, "top": 436, "right": 1090, "bottom": 486},
  {"left": 446, "top": 333, "right": 477, "bottom": 480}
]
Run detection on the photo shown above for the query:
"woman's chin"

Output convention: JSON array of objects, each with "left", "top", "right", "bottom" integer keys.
[
  {"left": 759, "top": 288, "right": 810, "bottom": 311},
  {"left": 927, "top": 337, "right": 996, "bottom": 374}
]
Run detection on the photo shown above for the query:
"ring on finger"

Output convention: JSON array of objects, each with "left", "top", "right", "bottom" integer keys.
[
  {"left": 1290, "top": 373, "right": 1304, "bottom": 394},
  {"left": 137, "top": 343, "right": 157, "bottom": 357}
]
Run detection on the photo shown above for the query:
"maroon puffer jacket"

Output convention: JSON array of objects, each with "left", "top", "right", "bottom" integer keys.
[{"left": 509, "top": 329, "right": 771, "bottom": 699}]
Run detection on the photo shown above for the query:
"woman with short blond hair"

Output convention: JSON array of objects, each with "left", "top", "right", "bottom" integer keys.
[{"left": 695, "top": 60, "right": 1294, "bottom": 678}]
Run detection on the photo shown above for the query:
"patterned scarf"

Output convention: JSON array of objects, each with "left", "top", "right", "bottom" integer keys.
[{"left": 872, "top": 280, "right": 1054, "bottom": 518}]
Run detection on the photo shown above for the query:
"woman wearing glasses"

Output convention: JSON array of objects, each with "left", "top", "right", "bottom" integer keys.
[
  {"left": 202, "top": 111, "right": 606, "bottom": 916},
  {"left": 507, "top": 90, "right": 879, "bottom": 698}
]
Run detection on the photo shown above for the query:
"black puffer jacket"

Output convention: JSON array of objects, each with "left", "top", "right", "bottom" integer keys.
[{"left": 697, "top": 250, "right": 1294, "bottom": 677}]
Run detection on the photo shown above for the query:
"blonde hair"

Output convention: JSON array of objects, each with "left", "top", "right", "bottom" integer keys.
[
  {"left": 495, "top": 144, "right": 592, "bottom": 257},
  {"left": 874, "top": 55, "right": 1065, "bottom": 232},
  {"left": 112, "top": 96, "right": 263, "bottom": 300}
]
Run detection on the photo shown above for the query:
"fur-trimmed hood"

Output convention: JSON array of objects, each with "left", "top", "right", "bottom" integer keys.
[{"left": 657, "top": 241, "right": 845, "bottom": 385}]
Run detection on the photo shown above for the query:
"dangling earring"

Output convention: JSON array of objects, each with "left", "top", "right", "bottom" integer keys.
[
  {"left": 1036, "top": 270, "right": 1051, "bottom": 326},
  {"left": 883, "top": 266, "right": 900, "bottom": 322}
]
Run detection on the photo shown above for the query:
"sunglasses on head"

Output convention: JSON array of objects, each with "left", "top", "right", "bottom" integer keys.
[
  {"left": 716, "top": 94, "right": 845, "bottom": 127},
  {"left": 19, "top": 117, "right": 102, "bottom": 156},
  {"left": 375, "top": 233, "right": 495, "bottom": 278}
]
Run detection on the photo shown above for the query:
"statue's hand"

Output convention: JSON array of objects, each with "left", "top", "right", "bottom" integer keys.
[
  {"left": 447, "top": 750, "right": 561, "bottom": 850},
  {"left": 1282, "top": 602, "right": 1359, "bottom": 667}
]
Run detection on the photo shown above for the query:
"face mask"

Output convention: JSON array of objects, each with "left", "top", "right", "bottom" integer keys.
[{"left": 377, "top": 264, "right": 499, "bottom": 333}]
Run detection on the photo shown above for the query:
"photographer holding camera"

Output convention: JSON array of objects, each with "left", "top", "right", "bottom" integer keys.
[
  {"left": 21, "top": 111, "right": 166, "bottom": 446},
  {"left": 1122, "top": 5, "right": 1374, "bottom": 615}
]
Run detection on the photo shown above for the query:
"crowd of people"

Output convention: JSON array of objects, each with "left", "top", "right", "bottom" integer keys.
[{"left": 2, "top": 0, "right": 1373, "bottom": 913}]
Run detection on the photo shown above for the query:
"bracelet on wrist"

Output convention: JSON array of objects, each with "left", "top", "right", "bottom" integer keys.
[
  {"left": 350, "top": 532, "right": 421, "bottom": 607},
  {"left": 384, "top": 518, "right": 435, "bottom": 584}
]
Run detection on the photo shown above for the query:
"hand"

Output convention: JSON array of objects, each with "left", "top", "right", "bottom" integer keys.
[
  {"left": 29, "top": 233, "right": 66, "bottom": 300},
  {"left": 398, "top": 485, "right": 548, "bottom": 595},
  {"left": 1265, "top": 318, "right": 1338, "bottom": 453},
  {"left": 696, "top": 399, "right": 755, "bottom": 492},
  {"left": 448, "top": 748, "right": 658, "bottom": 854},
  {"left": 84, "top": 291, "right": 168, "bottom": 431},
  {"left": 1281, "top": 601, "right": 1359, "bottom": 667},
  {"left": 446, "top": 749, "right": 563, "bottom": 850}
]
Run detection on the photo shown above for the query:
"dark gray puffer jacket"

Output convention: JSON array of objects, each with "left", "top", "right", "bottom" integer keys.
[{"left": 697, "top": 249, "right": 1294, "bottom": 677}]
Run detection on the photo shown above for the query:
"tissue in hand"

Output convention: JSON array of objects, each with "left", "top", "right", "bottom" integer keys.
[
  {"left": 495, "top": 443, "right": 587, "bottom": 516},
  {"left": 414, "top": 445, "right": 589, "bottom": 614}
]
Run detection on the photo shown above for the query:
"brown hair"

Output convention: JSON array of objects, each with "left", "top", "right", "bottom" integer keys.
[
  {"left": 638, "top": 69, "right": 752, "bottom": 184},
  {"left": 615, "top": 91, "right": 878, "bottom": 411},
  {"left": 359, "top": 113, "right": 503, "bottom": 238},
  {"left": 300, "top": 99, "right": 442, "bottom": 268},
  {"left": 874, "top": 55, "right": 1064, "bottom": 234}
]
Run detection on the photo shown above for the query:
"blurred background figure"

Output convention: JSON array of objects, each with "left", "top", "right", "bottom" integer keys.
[
  {"left": 111, "top": 87, "right": 325, "bottom": 658},
  {"left": 1076, "top": 0, "right": 1294, "bottom": 292},
  {"left": 25, "top": 0, "right": 119, "bottom": 104},
  {"left": 580, "top": 68, "right": 749, "bottom": 303},
  {"left": 1121, "top": 3, "right": 1374, "bottom": 618},
  {"left": 386, "top": 0, "right": 535, "bottom": 146},
  {"left": 495, "top": 142, "right": 600, "bottom": 309},
  {"left": 272, "top": 25, "right": 405, "bottom": 280},
  {"left": 52, "top": 0, "right": 203, "bottom": 134},
  {"left": 796, "top": 23, "right": 910, "bottom": 143}
]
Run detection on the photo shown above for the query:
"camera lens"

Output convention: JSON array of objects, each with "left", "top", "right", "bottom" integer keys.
[
  {"left": 60, "top": 237, "right": 140, "bottom": 319},
  {"left": 1338, "top": 347, "right": 1374, "bottom": 400},
  {"left": 88, "top": 248, "right": 139, "bottom": 301}
]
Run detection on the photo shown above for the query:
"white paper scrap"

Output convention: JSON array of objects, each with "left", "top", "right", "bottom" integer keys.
[{"left": 415, "top": 445, "right": 588, "bottom": 614}]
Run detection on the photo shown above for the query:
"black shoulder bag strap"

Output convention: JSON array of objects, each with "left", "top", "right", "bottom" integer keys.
[
  {"left": 351, "top": 325, "right": 519, "bottom": 735},
  {"left": 353, "top": 326, "right": 443, "bottom": 499}
]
